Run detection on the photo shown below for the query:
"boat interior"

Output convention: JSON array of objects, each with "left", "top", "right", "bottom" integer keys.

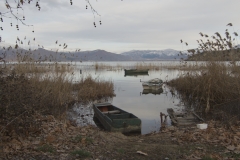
[
  {"left": 97, "top": 105, "right": 121, "bottom": 114},
  {"left": 97, "top": 105, "right": 111, "bottom": 112},
  {"left": 108, "top": 113, "right": 134, "bottom": 119},
  {"left": 97, "top": 105, "right": 135, "bottom": 119}
]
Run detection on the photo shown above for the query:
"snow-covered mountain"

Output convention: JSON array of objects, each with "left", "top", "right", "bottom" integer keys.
[
  {"left": 121, "top": 49, "right": 187, "bottom": 60},
  {"left": 0, "top": 41, "right": 188, "bottom": 61}
]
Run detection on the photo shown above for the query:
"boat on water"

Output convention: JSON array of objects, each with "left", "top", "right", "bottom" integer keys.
[
  {"left": 93, "top": 103, "right": 141, "bottom": 133},
  {"left": 142, "top": 78, "right": 164, "bottom": 90},
  {"left": 124, "top": 69, "right": 149, "bottom": 75}
]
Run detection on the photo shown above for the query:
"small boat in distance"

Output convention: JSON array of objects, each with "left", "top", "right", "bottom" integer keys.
[
  {"left": 142, "top": 78, "right": 163, "bottom": 90},
  {"left": 124, "top": 69, "right": 149, "bottom": 75},
  {"left": 93, "top": 103, "right": 141, "bottom": 133}
]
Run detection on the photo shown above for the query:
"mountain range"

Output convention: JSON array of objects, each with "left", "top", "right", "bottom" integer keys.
[
  {"left": 121, "top": 49, "right": 187, "bottom": 60},
  {"left": 0, "top": 43, "right": 186, "bottom": 61}
]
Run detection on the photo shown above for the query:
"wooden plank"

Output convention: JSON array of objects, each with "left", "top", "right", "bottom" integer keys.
[
  {"left": 167, "top": 108, "right": 203, "bottom": 126},
  {"left": 192, "top": 112, "right": 205, "bottom": 122},
  {"left": 178, "top": 122, "right": 195, "bottom": 126}
]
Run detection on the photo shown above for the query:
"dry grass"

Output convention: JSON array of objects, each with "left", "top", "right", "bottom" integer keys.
[
  {"left": 94, "top": 62, "right": 122, "bottom": 70},
  {"left": 73, "top": 75, "right": 115, "bottom": 102},
  {"left": 93, "top": 61, "right": 209, "bottom": 71},
  {"left": 131, "top": 62, "right": 208, "bottom": 71},
  {"left": 0, "top": 41, "right": 116, "bottom": 156},
  {"left": 7, "top": 62, "right": 73, "bottom": 74},
  {"left": 94, "top": 62, "right": 186, "bottom": 71},
  {"left": 169, "top": 24, "right": 240, "bottom": 122},
  {"left": 133, "top": 62, "right": 161, "bottom": 70},
  {"left": 0, "top": 62, "right": 114, "bottom": 137},
  {"left": 169, "top": 61, "right": 240, "bottom": 123}
]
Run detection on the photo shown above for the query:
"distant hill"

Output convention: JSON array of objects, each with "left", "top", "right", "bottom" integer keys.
[
  {"left": 0, "top": 43, "right": 187, "bottom": 61},
  {"left": 31, "top": 49, "right": 132, "bottom": 61},
  {"left": 121, "top": 49, "right": 187, "bottom": 60},
  {"left": 73, "top": 50, "right": 131, "bottom": 61},
  {"left": 0, "top": 47, "right": 132, "bottom": 62}
]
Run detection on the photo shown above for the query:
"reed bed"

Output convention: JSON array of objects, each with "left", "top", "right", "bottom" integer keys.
[
  {"left": 7, "top": 62, "right": 74, "bottom": 75},
  {"left": 168, "top": 24, "right": 240, "bottom": 123},
  {"left": 94, "top": 62, "right": 122, "bottom": 70},
  {"left": 73, "top": 75, "right": 115, "bottom": 102},
  {"left": 166, "top": 61, "right": 207, "bottom": 71},
  {"left": 133, "top": 62, "right": 161, "bottom": 70},
  {"left": 94, "top": 62, "right": 190, "bottom": 71},
  {"left": 0, "top": 62, "right": 115, "bottom": 137},
  {"left": 93, "top": 61, "right": 211, "bottom": 71},
  {"left": 0, "top": 41, "right": 116, "bottom": 154},
  {"left": 128, "top": 62, "right": 208, "bottom": 71},
  {"left": 169, "top": 61, "right": 240, "bottom": 124}
]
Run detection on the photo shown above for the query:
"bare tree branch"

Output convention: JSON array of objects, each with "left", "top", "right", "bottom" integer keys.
[{"left": 1, "top": 0, "right": 102, "bottom": 30}]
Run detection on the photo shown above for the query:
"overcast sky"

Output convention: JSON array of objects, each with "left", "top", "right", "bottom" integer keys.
[{"left": 1, "top": 0, "right": 240, "bottom": 53}]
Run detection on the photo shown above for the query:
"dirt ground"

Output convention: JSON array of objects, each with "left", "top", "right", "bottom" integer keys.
[{"left": 1, "top": 113, "right": 240, "bottom": 160}]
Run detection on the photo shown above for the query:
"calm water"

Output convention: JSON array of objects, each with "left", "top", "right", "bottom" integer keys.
[{"left": 68, "top": 61, "right": 187, "bottom": 134}]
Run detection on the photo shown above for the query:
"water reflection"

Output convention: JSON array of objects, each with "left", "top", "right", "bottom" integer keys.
[
  {"left": 124, "top": 73, "right": 149, "bottom": 77},
  {"left": 141, "top": 88, "right": 164, "bottom": 95},
  {"left": 68, "top": 61, "right": 185, "bottom": 134}
]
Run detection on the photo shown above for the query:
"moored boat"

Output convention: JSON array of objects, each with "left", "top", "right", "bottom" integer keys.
[
  {"left": 124, "top": 69, "right": 149, "bottom": 75},
  {"left": 93, "top": 103, "right": 141, "bottom": 133},
  {"left": 142, "top": 78, "right": 163, "bottom": 90}
]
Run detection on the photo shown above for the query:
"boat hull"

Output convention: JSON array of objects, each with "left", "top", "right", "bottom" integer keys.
[
  {"left": 142, "top": 78, "right": 164, "bottom": 90},
  {"left": 93, "top": 103, "right": 141, "bottom": 133},
  {"left": 143, "top": 84, "right": 162, "bottom": 90},
  {"left": 142, "top": 83, "right": 163, "bottom": 90},
  {"left": 124, "top": 69, "right": 149, "bottom": 74}
]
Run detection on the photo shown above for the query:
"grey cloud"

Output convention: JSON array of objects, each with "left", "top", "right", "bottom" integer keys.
[{"left": 1, "top": 0, "right": 240, "bottom": 53}]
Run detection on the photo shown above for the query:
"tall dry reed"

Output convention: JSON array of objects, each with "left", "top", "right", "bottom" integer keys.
[
  {"left": 0, "top": 62, "right": 114, "bottom": 137},
  {"left": 169, "top": 24, "right": 240, "bottom": 120}
]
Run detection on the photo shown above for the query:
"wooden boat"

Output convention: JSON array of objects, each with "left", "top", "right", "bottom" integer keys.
[
  {"left": 142, "top": 78, "right": 163, "bottom": 90},
  {"left": 93, "top": 103, "right": 141, "bottom": 133},
  {"left": 167, "top": 108, "right": 204, "bottom": 126},
  {"left": 142, "top": 88, "right": 163, "bottom": 95},
  {"left": 124, "top": 69, "right": 149, "bottom": 75}
]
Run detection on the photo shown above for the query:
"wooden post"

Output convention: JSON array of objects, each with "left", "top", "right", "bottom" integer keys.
[{"left": 160, "top": 112, "right": 163, "bottom": 123}]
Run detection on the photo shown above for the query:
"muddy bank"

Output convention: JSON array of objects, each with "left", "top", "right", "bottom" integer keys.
[{"left": 1, "top": 111, "right": 240, "bottom": 160}]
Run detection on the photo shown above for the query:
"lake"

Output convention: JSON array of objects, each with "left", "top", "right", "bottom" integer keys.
[{"left": 67, "top": 61, "right": 187, "bottom": 134}]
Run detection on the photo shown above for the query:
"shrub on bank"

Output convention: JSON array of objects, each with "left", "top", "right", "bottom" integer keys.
[
  {"left": 168, "top": 24, "right": 240, "bottom": 120},
  {"left": 0, "top": 63, "right": 114, "bottom": 138},
  {"left": 169, "top": 61, "right": 240, "bottom": 112}
]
